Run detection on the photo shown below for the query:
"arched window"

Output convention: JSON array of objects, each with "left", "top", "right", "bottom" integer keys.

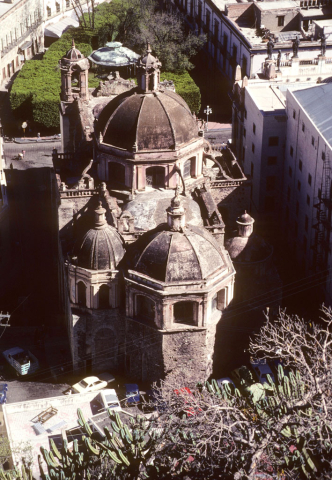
[
  {"left": 174, "top": 301, "right": 196, "bottom": 326},
  {"left": 109, "top": 162, "right": 125, "bottom": 186},
  {"left": 136, "top": 295, "right": 155, "bottom": 322},
  {"left": 77, "top": 281, "right": 86, "bottom": 306},
  {"left": 146, "top": 166, "right": 165, "bottom": 188},
  {"left": 99, "top": 284, "right": 110, "bottom": 309},
  {"left": 183, "top": 157, "right": 195, "bottom": 179},
  {"left": 212, "top": 289, "right": 226, "bottom": 311}
]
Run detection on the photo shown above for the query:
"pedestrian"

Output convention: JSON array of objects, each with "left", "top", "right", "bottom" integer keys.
[{"left": 22, "top": 150, "right": 25, "bottom": 158}]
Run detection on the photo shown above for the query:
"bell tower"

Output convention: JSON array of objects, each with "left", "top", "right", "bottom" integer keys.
[{"left": 60, "top": 39, "right": 90, "bottom": 102}]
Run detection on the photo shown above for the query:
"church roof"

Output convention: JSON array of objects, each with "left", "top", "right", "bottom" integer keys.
[
  {"left": 128, "top": 223, "right": 226, "bottom": 283},
  {"left": 97, "top": 89, "right": 198, "bottom": 152},
  {"left": 74, "top": 204, "right": 125, "bottom": 270}
]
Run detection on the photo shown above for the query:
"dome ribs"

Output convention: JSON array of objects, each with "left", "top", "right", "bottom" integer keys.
[{"left": 155, "top": 94, "right": 176, "bottom": 150}]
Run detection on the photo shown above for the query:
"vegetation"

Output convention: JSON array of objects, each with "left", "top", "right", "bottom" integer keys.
[
  {"left": 10, "top": 0, "right": 204, "bottom": 130},
  {"left": 4, "top": 307, "right": 329, "bottom": 480},
  {"left": 160, "top": 71, "right": 201, "bottom": 114}
]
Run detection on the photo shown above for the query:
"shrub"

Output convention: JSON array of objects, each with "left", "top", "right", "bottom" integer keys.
[
  {"left": 10, "top": 28, "right": 93, "bottom": 130},
  {"left": 160, "top": 71, "right": 201, "bottom": 114}
]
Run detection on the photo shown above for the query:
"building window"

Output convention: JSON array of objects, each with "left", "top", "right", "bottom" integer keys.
[
  {"left": 302, "top": 122, "right": 305, "bottom": 132},
  {"left": 253, "top": 123, "right": 256, "bottom": 134},
  {"left": 212, "top": 289, "right": 226, "bottom": 311},
  {"left": 290, "top": 146, "right": 294, "bottom": 157},
  {"left": 251, "top": 162, "right": 254, "bottom": 177},
  {"left": 318, "top": 188, "right": 321, "bottom": 199},
  {"left": 305, "top": 215, "right": 308, "bottom": 232},
  {"left": 146, "top": 166, "right": 165, "bottom": 188},
  {"left": 99, "top": 285, "right": 110, "bottom": 309},
  {"left": 296, "top": 201, "right": 299, "bottom": 215},
  {"left": 66, "top": 0, "right": 70, "bottom": 7},
  {"left": 266, "top": 176, "right": 276, "bottom": 191},
  {"left": 278, "top": 15, "right": 285, "bottom": 26},
  {"left": 307, "top": 194, "right": 310, "bottom": 206},
  {"left": 312, "top": 136, "right": 315, "bottom": 146},
  {"left": 47, "top": 6, "right": 51, "bottom": 16},
  {"left": 299, "top": 160, "right": 302, "bottom": 171},
  {"left": 77, "top": 281, "right": 86, "bottom": 307},
  {"left": 322, "top": 152, "right": 326, "bottom": 160},
  {"left": 268, "top": 136, "right": 279, "bottom": 146},
  {"left": 56, "top": 2, "right": 60, "bottom": 12},
  {"left": 252, "top": 143, "right": 255, "bottom": 153},
  {"left": 244, "top": 109, "right": 247, "bottom": 119},
  {"left": 267, "top": 156, "right": 277, "bottom": 165},
  {"left": 174, "top": 301, "right": 196, "bottom": 326},
  {"left": 243, "top": 128, "right": 246, "bottom": 138},
  {"left": 289, "top": 166, "right": 292, "bottom": 177},
  {"left": 297, "top": 180, "right": 301, "bottom": 191},
  {"left": 308, "top": 173, "right": 312, "bottom": 186},
  {"left": 287, "top": 186, "right": 291, "bottom": 201},
  {"left": 183, "top": 157, "right": 195, "bottom": 179},
  {"left": 293, "top": 110, "right": 296, "bottom": 119}
]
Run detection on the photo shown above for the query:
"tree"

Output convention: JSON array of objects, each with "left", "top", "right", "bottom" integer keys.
[
  {"left": 129, "top": 6, "right": 206, "bottom": 72},
  {"left": 34, "top": 308, "right": 332, "bottom": 479}
]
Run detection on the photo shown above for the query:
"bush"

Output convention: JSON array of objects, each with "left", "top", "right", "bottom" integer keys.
[
  {"left": 10, "top": 28, "right": 93, "bottom": 130},
  {"left": 160, "top": 71, "right": 201, "bottom": 114}
]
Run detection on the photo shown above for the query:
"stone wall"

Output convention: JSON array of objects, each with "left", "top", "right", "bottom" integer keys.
[{"left": 210, "top": 181, "right": 251, "bottom": 228}]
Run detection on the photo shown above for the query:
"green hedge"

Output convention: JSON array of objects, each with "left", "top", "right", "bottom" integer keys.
[
  {"left": 160, "top": 71, "right": 201, "bottom": 115},
  {"left": 10, "top": 29, "right": 93, "bottom": 130}
]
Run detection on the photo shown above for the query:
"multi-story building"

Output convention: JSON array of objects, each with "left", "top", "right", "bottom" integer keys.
[
  {"left": 282, "top": 82, "right": 332, "bottom": 303},
  {"left": 170, "top": 0, "right": 332, "bottom": 84},
  {"left": 0, "top": 0, "right": 44, "bottom": 86}
]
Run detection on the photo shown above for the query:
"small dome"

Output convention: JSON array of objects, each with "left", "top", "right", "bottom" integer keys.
[
  {"left": 74, "top": 203, "right": 125, "bottom": 270},
  {"left": 128, "top": 224, "right": 226, "bottom": 283},
  {"left": 225, "top": 234, "right": 273, "bottom": 263},
  {"left": 65, "top": 39, "right": 83, "bottom": 61},
  {"left": 237, "top": 211, "right": 254, "bottom": 226},
  {"left": 97, "top": 89, "right": 198, "bottom": 151}
]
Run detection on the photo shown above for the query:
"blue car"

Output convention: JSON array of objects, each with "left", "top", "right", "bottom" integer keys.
[
  {"left": 0, "top": 383, "right": 8, "bottom": 404},
  {"left": 124, "top": 384, "right": 140, "bottom": 405}
]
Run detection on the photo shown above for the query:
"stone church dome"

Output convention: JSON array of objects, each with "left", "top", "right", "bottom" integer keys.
[
  {"left": 97, "top": 89, "right": 198, "bottom": 152},
  {"left": 127, "top": 191, "right": 226, "bottom": 282},
  {"left": 74, "top": 203, "right": 125, "bottom": 270}
]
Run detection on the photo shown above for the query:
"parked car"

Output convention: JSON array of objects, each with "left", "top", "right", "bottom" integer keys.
[
  {"left": 0, "top": 383, "right": 7, "bottom": 404},
  {"left": 174, "top": 387, "right": 202, "bottom": 416},
  {"left": 124, "top": 384, "right": 140, "bottom": 405},
  {"left": 72, "top": 375, "right": 109, "bottom": 394},
  {"left": 3, "top": 347, "right": 39, "bottom": 376},
  {"left": 98, "top": 389, "right": 121, "bottom": 411},
  {"left": 250, "top": 359, "right": 275, "bottom": 385},
  {"left": 216, "top": 377, "right": 236, "bottom": 390}
]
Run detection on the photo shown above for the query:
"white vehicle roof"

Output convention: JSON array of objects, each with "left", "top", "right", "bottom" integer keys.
[{"left": 80, "top": 376, "right": 101, "bottom": 383}]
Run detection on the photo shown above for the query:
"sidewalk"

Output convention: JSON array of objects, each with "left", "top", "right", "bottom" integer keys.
[{"left": 13, "top": 136, "right": 61, "bottom": 144}]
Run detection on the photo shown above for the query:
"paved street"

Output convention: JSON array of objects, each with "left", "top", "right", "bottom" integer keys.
[{"left": 2, "top": 141, "right": 60, "bottom": 170}]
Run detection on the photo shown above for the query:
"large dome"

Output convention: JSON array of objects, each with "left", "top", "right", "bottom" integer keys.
[
  {"left": 127, "top": 223, "right": 226, "bottom": 283},
  {"left": 74, "top": 204, "right": 125, "bottom": 270},
  {"left": 97, "top": 89, "right": 199, "bottom": 152}
]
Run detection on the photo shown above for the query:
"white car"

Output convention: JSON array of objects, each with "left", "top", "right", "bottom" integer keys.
[
  {"left": 72, "top": 374, "right": 114, "bottom": 394},
  {"left": 250, "top": 359, "right": 275, "bottom": 385},
  {"left": 217, "top": 377, "right": 236, "bottom": 389}
]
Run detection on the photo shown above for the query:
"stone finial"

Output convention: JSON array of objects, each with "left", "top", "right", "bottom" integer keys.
[
  {"left": 242, "top": 76, "right": 248, "bottom": 88},
  {"left": 235, "top": 65, "right": 242, "bottom": 82},
  {"left": 72, "top": 38, "right": 75, "bottom": 48},
  {"left": 167, "top": 185, "right": 186, "bottom": 231},
  {"left": 94, "top": 200, "right": 107, "bottom": 228},
  {"left": 146, "top": 43, "right": 152, "bottom": 54}
]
